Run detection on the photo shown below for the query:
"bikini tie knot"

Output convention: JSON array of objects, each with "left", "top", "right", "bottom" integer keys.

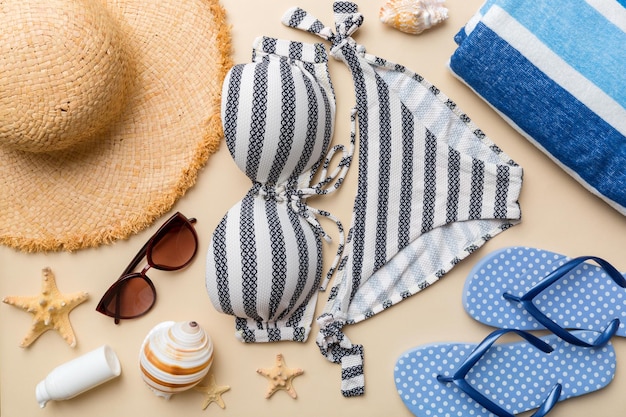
[
  {"left": 251, "top": 146, "right": 351, "bottom": 291},
  {"left": 251, "top": 181, "right": 328, "bottom": 239},
  {"left": 327, "top": 11, "right": 363, "bottom": 54},
  {"left": 316, "top": 312, "right": 366, "bottom": 397},
  {"left": 317, "top": 313, "right": 352, "bottom": 351},
  {"left": 253, "top": 182, "right": 290, "bottom": 203},
  {"left": 281, "top": 3, "right": 364, "bottom": 59}
]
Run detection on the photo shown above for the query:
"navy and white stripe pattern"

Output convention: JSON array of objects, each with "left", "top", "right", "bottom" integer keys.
[
  {"left": 223, "top": 36, "right": 334, "bottom": 185},
  {"left": 284, "top": 2, "right": 523, "bottom": 396},
  {"left": 206, "top": 37, "right": 354, "bottom": 343}
]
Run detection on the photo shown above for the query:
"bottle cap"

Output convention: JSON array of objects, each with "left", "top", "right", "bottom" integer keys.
[{"left": 35, "top": 380, "right": 50, "bottom": 408}]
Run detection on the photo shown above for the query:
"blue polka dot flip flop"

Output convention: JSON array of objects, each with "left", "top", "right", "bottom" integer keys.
[
  {"left": 394, "top": 329, "right": 616, "bottom": 417},
  {"left": 463, "top": 246, "right": 626, "bottom": 347}
]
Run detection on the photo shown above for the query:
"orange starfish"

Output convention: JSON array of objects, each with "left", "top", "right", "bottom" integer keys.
[
  {"left": 194, "top": 374, "right": 231, "bottom": 410},
  {"left": 256, "top": 353, "right": 304, "bottom": 399},
  {"left": 3, "top": 267, "right": 88, "bottom": 348}
]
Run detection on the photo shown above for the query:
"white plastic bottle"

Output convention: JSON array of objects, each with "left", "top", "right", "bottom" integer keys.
[{"left": 35, "top": 345, "right": 121, "bottom": 408}]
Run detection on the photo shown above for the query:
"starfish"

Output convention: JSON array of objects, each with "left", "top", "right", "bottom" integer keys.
[
  {"left": 3, "top": 267, "right": 88, "bottom": 348},
  {"left": 256, "top": 353, "right": 304, "bottom": 399},
  {"left": 194, "top": 374, "right": 231, "bottom": 410}
]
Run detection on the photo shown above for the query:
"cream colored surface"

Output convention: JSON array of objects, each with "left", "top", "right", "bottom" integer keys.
[{"left": 1, "top": 0, "right": 625, "bottom": 416}]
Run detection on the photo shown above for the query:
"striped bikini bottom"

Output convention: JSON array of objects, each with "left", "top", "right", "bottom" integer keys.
[{"left": 284, "top": 2, "right": 524, "bottom": 397}]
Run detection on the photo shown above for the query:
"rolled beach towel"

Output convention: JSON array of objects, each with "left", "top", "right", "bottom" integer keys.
[{"left": 449, "top": 0, "right": 626, "bottom": 215}]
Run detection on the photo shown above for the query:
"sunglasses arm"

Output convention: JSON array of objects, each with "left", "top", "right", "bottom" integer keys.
[
  {"left": 120, "top": 239, "right": 151, "bottom": 277},
  {"left": 119, "top": 215, "right": 197, "bottom": 278}
]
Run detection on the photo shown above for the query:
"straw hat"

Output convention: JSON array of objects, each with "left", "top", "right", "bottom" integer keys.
[{"left": 0, "top": 0, "right": 232, "bottom": 252}]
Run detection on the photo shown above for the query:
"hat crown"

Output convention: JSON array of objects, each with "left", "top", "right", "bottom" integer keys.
[{"left": 0, "top": 0, "right": 133, "bottom": 153}]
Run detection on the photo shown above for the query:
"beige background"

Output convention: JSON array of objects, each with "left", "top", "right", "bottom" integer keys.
[{"left": 2, "top": 0, "right": 626, "bottom": 416}]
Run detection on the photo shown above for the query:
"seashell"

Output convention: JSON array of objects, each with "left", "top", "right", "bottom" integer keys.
[
  {"left": 139, "top": 320, "right": 214, "bottom": 399},
  {"left": 379, "top": 0, "right": 448, "bottom": 35}
]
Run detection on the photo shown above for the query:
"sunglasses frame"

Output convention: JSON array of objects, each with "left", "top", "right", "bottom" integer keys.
[{"left": 95, "top": 212, "right": 198, "bottom": 324}]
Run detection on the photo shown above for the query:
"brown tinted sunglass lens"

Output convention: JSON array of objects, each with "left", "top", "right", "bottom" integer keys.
[
  {"left": 150, "top": 219, "right": 197, "bottom": 269},
  {"left": 104, "top": 276, "right": 156, "bottom": 318}
]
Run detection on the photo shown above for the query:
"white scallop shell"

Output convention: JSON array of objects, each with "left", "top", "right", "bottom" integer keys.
[
  {"left": 379, "top": 0, "right": 448, "bottom": 35},
  {"left": 139, "top": 321, "right": 214, "bottom": 399}
]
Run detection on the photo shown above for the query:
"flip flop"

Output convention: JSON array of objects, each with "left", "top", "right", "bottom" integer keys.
[
  {"left": 463, "top": 246, "right": 626, "bottom": 347},
  {"left": 394, "top": 329, "right": 616, "bottom": 417}
]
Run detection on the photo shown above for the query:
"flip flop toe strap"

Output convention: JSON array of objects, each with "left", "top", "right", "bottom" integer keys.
[
  {"left": 437, "top": 329, "right": 562, "bottom": 417},
  {"left": 503, "top": 256, "right": 626, "bottom": 347}
]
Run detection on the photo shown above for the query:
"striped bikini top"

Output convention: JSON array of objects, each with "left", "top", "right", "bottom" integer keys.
[{"left": 205, "top": 37, "right": 354, "bottom": 343}]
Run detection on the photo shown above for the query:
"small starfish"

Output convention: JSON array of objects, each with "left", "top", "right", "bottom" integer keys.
[
  {"left": 194, "top": 374, "right": 230, "bottom": 410},
  {"left": 3, "top": 267, "right": 88, "bottom": 348},
  {"left": 256, "top": 353, "right": 304, "bottom": 399}
]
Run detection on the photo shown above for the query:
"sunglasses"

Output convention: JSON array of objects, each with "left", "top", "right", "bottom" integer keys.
[{"left": 96, "top": 212, "right": 198, "bottom": 324}]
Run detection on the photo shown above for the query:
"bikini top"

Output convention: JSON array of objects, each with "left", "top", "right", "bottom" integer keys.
[{"left": 205, "top": 37, "right": 354, "bottom": 343}]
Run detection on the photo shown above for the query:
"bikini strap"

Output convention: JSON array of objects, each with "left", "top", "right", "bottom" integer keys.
[
  {"left": 316, "top": 313, "right": 365, "bottom": 397},
  {"left": 299, "top": 107, "right": 356, "bottom": 290},
  {"left": 283, "top": 2, "right": 369, "bottom": 398},
  {"left": 282, "top": 2, "right": 364, "bottom": 57}
]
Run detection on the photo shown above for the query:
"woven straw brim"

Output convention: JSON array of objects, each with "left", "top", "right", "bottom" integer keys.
[{"left": 0, "top": 0, "right": 232, "bottom": 252}]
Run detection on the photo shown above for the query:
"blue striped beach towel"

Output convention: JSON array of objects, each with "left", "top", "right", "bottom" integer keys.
[{"left": 449, "top": 0, "right": 626, "bottom": 215}]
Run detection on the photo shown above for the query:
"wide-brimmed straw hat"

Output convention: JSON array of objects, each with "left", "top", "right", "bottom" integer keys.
[{"left": 0, "top": 0, "right": 232, "bottom": 252}]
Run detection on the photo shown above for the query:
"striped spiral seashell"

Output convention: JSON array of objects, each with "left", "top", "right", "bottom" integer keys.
[
  {"left": 379, "top": 0, "right": 448, "bottom": 35},
  {"left": 139, "top": 321, "right": 214, "bottom": 399}
]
